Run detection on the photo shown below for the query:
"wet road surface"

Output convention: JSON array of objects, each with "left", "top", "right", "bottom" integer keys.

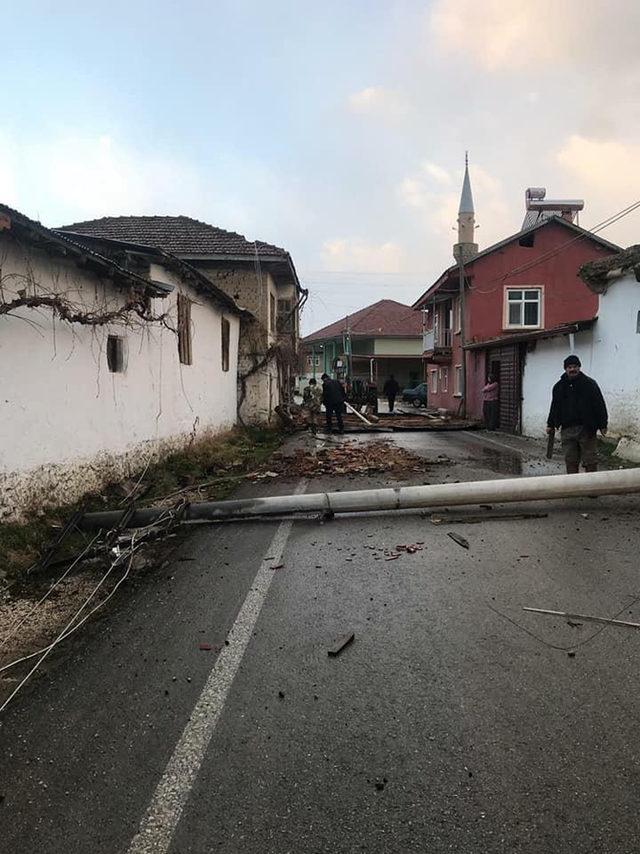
[{"left": 1, "top": 430, "right": 640, "bottom": 853}]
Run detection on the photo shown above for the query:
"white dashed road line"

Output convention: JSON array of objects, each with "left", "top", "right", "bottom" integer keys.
[{"left": 126, "top": 479, "right": 307, "bottom": 854}]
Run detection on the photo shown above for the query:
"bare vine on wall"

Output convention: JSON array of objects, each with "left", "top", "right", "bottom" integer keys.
[
  {"left": 236, "top": 319, "right": 299, "bottom": 424},
  {"left": 0, "top": 263, "right": 175, "bottom": 333}
]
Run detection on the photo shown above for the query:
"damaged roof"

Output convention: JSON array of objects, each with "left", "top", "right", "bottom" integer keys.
[
  {"left": 0, "top": 203, "right": 248, "bottom": 316},
  {"left": 579, "top": 244, "right": 640, "bottom": 292},
  {"left": 304, "top": 299, "right": 423, "bottom": 342},
  {"left": 57, "top": 214, "right": 303, "bottom": 293},
  {"left": 0, "top": 202, "right": 165, "bottom": 297}
]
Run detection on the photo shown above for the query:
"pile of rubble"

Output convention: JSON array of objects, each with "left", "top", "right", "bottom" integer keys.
[{"left": 250, "top": 440, "right": 433, "bottom": 480}]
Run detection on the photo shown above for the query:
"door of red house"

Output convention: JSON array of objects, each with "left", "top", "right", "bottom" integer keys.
[{"left": 488, "top": 345, "right": 522, "bottom": 433}]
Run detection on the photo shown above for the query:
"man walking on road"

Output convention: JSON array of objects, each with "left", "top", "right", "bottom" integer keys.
[
  {"left": 546, "top": 355, "right": 608, "bottom": 473},
  {"left": 321, "top": 372, "right": 345, "bottom": 433},
  {"left": 383, "top": 374, "right": 400, "bottom": 413}
]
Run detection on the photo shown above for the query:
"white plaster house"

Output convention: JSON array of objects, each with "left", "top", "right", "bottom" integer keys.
[
  {"left": 521, "top": 246, "right": 640, "bottom": 460},
  {"left": 56, "top": 216, "right": 307, "bottom": 424},
  {"left": 0, "top": 204, "right": 247, "bottom": 520}
]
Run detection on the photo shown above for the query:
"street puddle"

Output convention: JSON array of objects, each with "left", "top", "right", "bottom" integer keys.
[{"left": 478, "top": 447, "right": 523, "bottom": 476}]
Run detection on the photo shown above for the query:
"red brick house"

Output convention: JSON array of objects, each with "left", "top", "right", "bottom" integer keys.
[{"left": 413, "top": 171, "right": 620, "bottom": 431}]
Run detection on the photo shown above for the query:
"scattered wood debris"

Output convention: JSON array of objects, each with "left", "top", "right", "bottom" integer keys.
[
  {"left": 447, "top": 532, "right": 470, "bottom": 550},
  {"left": 431, "top": 510, "right": 547, "bottom": 525},
  {"left": 524, "top": 607, "right": 640, "bottom": 631},
  {"left": 327, "top": 632, "right": 355, "bottom": 657},
  {"left": 251, "top": 441, "right": 439, "bottom": 480}
]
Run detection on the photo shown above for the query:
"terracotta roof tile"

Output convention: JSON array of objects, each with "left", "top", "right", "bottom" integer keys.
[
  {"left": 57, "top": 215, "right": 288, "bottom": 259},
  {"left": 304, "top": 299, "right": 423, "bottom": 342}
]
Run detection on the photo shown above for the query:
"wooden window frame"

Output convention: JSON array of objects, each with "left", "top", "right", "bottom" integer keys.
[
  {"left": 177, "top": 294, "right": 193, "bottom": 365},
  {"left": 454, "top": 364, "right": 463, "bottom": 397},
  {"left": 430, "top": 368, "right": 438, "bottom": 394},
  {"left": 106, "top": 335, "right": 126, "bottom": 374},
  {"left": 221, "top": 316, "right": 230, "bottom": 372},
  {"left": 277, "top": 298, "right": 294, "bottom": 334},
  {"left": 269, "top": 293, "right": 276, "bottom": 333}
]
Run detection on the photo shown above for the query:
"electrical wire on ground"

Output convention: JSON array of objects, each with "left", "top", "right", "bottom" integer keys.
[
  {"left": 0, "top": 533, "right": 102, "bottom": 652},
  {"left": 0, "top": 504, "right": 181, "bottom": 714}
]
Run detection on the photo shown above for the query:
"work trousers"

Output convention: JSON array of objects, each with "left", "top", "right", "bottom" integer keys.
[
  {"left": 387, "top": 394, "right": 396, "bottom": 412},
  {"left": 561, "top": 425, "right": 598, "bottom": 472},
  {"left": 325, "top": 403, "right": 344, "bottom": 433}
]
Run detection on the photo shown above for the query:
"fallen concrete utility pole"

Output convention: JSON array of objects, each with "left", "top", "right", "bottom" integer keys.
[{"left": 80, "top": 467, "right": 640, "bottom": 530}]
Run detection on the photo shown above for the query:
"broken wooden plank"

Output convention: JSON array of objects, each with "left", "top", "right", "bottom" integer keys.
[
  {"left": 327, "top": 632, "right": 355, "bottom": 657},
  {"left": 447, "top": 532, "right": 469, "bottom": 550},
  {"left": 431, "top": 510, "right": 547, "bottom": 525},
  {"left": 344, "top": 401, "right": 373, "bottom": 426},
  {"left": 523, "top": 607, "right": 640, "bottom": 631}
]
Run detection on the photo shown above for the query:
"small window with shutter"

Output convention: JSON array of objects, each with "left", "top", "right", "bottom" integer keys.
[
  {"left": 277, "top": 299, "right": 293, "bottom": 333},
  {"left": 221, "top": 316, "right": 230, "bottom": 372},
  {"left": 106, "top": 335, "right": 126, "bottom": 373},
  {"left": 177, "top": 294, "right": 192, "bottom": 365}
]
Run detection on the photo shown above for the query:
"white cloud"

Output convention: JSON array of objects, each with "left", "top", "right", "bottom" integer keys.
[
  {"left": 321, "top": 237, "right": 409, "bottom": 273},
  {"left": 399, "top": 160, "right": 512, "bottom": 246},
  {"left": 429, "top": 0, "right": 640, "bottom": 72},
  {"left": 348, "top": 86, "right": 411, "bottom": 122},
  {"left": 556, "top": 134, "right": 640, "bottom": 245},
  {"left": 29, "top": 134, "right": 205, "bottom": 222}
]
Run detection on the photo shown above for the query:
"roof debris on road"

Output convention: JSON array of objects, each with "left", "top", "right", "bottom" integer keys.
[
  {"left": 327, "top": 632, "right": 355, "bottom": 657},
  {"left": 447, "top": 532, "right": 470, "bottom": 550},
  {"left": 250, "top": 440, "right": 436, "bottom": 480},
  {"left": 431, "top": 510, "right": 548, "bottom": 525}
]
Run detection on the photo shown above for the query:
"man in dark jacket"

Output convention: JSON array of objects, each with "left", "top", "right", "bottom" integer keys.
[
  {"left": 546, "top": 355, "right": 608, "bottom": 473},
  {"left": 383, "top": 375, "right": 400, "bottom": 413},
  {"left": 321, "top": 373, "right": 346, "bottom": 433}
]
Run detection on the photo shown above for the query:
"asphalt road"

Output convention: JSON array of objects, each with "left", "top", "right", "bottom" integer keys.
[{"left": 2, "top": 430, "right": 640, "bottom": 853}]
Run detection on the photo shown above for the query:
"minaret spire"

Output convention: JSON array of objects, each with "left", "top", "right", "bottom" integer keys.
[{"left": 454, "top": 152, "right": 478, "bottom": 263}]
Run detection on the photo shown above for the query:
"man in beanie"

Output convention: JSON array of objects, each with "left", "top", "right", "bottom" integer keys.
[{"left": 546, "top": 355, "right": 608, "bottom": 473}]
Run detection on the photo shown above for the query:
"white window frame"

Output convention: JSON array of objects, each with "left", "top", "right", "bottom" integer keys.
[
  {"left": 454, "top": 299, "right": 461, "bottom": 334},
  {"left": 441, "top": 367, "right": 449, "bottom": 392},
  {"left": 504, "top": 287, "right": 543, "bottom": 330},
  {"left": 306, "top": 354, "right": 320, "bottom": 368},
  {"left": 430, "top": 368, "right": 438, "bottom": 394},
  {"left": 454, "top": 364, "right": 463, "bottom": 397}
]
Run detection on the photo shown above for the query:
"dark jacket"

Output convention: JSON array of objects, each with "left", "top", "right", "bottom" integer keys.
[
  {"left": 383, "top": 378, "right": 400, "bottom": 396},
  {"left": 547, "top": 372, "right": 608, "bottom": 432},
  {"left": 322, "top": 378, "right": 346, "bottom": 407}
]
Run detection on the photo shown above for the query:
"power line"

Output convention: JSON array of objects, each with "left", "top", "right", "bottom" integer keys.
[{"left": 466, "top": 199, "right": 640, "bottom": 296}]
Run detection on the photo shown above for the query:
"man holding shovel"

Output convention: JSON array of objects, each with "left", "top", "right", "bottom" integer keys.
[{"left": 546, "top": 355, "right": 608, "bottom": 473}]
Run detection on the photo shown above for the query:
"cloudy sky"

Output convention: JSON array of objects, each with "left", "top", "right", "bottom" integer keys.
[{"left": 3, "top": 0, "right": 639, "bottom": 333}]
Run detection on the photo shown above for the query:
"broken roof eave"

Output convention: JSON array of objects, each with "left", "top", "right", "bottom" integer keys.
[
  {"left": 1, "top": 205, "right": 162, "bottom": 299},
  {"left": 52, "top": 229, "right": 249, "bottom": 316},
  {"left": 463, "top": 319, "right": 596, "bottom": 351}
]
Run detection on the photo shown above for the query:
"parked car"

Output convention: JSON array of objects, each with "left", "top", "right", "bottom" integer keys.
[{"left": 401, "top": 382, "right": 428, "bottom": 407}]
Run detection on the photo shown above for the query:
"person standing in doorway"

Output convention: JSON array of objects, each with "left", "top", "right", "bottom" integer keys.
[
  {"left": 383, "top": 374, "right": 400, "bottom": 413},
  {"left": 482, "top": 373, "right": 499, "bottom": 430},
  {"left": 321, "top": 373, "right": 346, "bottom": 433},
  {"left": 546, "top": 355, "right": 608, "bottom": 473}
]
